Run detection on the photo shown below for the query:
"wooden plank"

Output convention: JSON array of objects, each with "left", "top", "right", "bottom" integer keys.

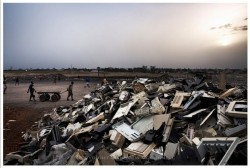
[{"left": 124, "top": 142, "right": 156, "bottom": 158}]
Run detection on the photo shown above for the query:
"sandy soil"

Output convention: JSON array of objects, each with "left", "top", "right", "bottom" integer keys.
[{"left": 3, "top": 80, "right": 96, "bottom": 158}]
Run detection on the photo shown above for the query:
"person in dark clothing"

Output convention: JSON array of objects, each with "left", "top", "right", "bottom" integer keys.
[
  {"left": 3, "top": 75, "right": 7, "bottom": 94},
  {"left": 27, "top": 81, "right": 36, "bottom": 101},
  {"left": 15, "top": 77, "right": 19, "bottom": 86},
  {"left": 67, "top": 81, "right": 74, "bottom": 101}
]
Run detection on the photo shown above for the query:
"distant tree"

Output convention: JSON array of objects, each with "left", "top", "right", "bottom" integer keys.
[
  {"left": 150, "top": 66, "right": 156, "bottom": 73},
  {"left": 142, "top": 65, "right": 147, "bottom": 70}
]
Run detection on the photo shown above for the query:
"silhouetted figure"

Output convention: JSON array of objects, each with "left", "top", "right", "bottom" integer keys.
[
  {"left": 27, "top": 81, "right": 36, "bottom": 101},
  {"left": 67, "top": 81, "right": 74, "bottom": 101},
  {"left": 3, "top": 75, "right": 7, "bottom": 94},
  {"left": 15, "top": 77, "right": 19, "bottom": 86}
]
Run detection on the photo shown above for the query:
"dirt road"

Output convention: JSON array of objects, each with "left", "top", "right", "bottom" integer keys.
[{"left": 3, "top": 80, "right": 96, "bottom": 157}]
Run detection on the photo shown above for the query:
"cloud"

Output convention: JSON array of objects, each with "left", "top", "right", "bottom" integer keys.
[
  {"left": 210, "top": 17, "right": 247, "bottom": 31},
  {"left": 210, "top": 23, "right": 231, "bottom": 30},
  {"left": 219, "top": 23, "right": 231, "bottom": 29},
  {"left": 233, "top": 25, "right": 247, "bottom": 31},
  {"left": 210, "top": 23, "right": 247, "bottom": 32},
  {"left": 224, "top": 24, "right": 231, "bottom": 28}
]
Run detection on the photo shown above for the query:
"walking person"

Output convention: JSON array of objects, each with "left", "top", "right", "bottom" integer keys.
[
  {"left": 3, "top": 75, "right": 7, "bottom": 94},
  {"left": 15, "top": 77, "right": 19, "bottom": 86},
  {"left": 67, "top": 81, "right": 74, "bottom": 101},
  {"left": 27, "top": 81, "right": 36, "bottom": 101}
]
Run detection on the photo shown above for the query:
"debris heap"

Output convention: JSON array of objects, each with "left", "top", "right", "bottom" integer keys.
[{"left": 4, "top": 75, "right": 247, "bottom": 165}]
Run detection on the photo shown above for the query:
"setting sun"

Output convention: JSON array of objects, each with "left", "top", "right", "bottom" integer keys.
[{"left": 219, "top": 35, "right": 231, "bottom": 46}]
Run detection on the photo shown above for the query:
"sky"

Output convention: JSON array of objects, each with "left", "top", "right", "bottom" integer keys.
[{"left": 3, "top": 3, "right": 248, "bottom": 69}]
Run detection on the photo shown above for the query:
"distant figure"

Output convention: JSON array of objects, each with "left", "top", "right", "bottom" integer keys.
[
  {"left": 27, "top": 81, "right": 36, "bottom": 101},
  {"left": 3, "top": 75, "right": 7, "bottom": 94},
  {"left": 15, "top": 77, "right": 19, "bottom": 86},
  {"left": 67, "top": 81, "right": 74, "bottom": 101}
]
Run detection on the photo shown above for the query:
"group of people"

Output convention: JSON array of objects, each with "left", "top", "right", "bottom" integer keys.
[
  {"left": 3, "top": 76, "right": 108, "bottom": 102},
  {"left": 26, "top": 81, "right": 75, "bottom": 102},
  {"left": 3, "top": 75, "right": 74, "bottom": 101}
]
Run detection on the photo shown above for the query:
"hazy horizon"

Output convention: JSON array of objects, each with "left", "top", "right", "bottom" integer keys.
[
  {"left": 3, "top": 66, "right": 248, "bottom": 71},
  {"left": 3, "top": 3, "right": 248, "bottom": 70}
]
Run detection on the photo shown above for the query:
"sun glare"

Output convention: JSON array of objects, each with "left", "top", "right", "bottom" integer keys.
[{"left": 219, "top": 35, "right": 231, "bottom": 46}]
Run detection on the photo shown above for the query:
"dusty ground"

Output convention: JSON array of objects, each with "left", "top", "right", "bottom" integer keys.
[{"left": 3, "top": 80, "right": 96, "bottom": 158}]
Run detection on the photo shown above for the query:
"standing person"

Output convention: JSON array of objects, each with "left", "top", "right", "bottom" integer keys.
[
  {"left": 67, "top": 81, "right": 74, "bottom": 101},
  {"left": 15, "top": 77, "right": 19, "bottom": 86},
  {"left": 27, "top": 81, "right": 36, "bottom": 101},
  {"left": 3, "top": 75, "right": 7, "bottom": 94}
]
